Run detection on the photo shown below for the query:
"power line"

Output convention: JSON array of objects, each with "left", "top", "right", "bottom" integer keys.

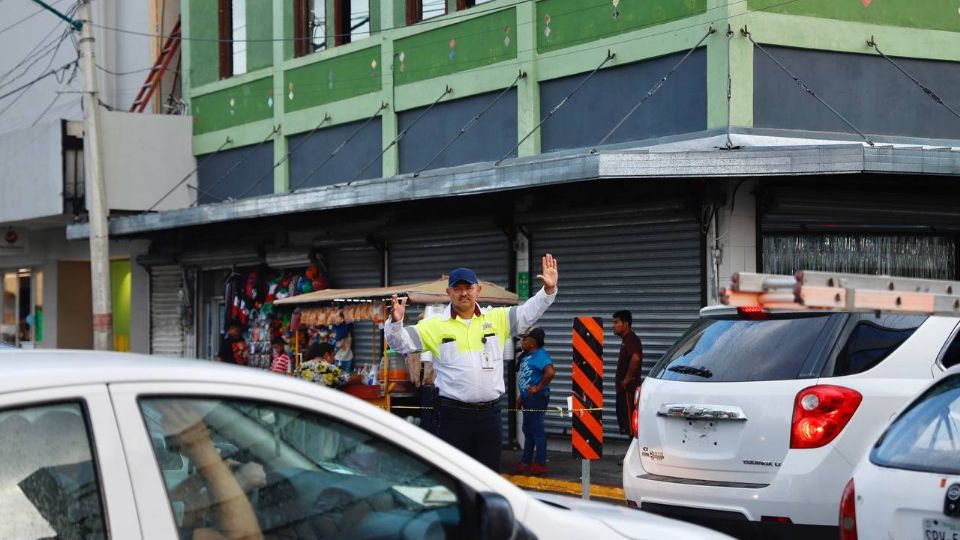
[
  {"left": 867, "top": 37, "right": 960, "bottom": 124},
  {"left": 95, "top": 63, "right": 154, "bottom": 76},
  {"left": 190, "top": 127, "right": 279, "bottom": 206},
  {"left": 0, "top": 21, "right": 74, "bottom": 91},
  {"left": 496, "top": 50, "right": 615, "bottom": 166},
  {"left": 30, "top": 62, "right": 79, "bottom": 127},
  {"left": 591, "top": 27, "right": 715, "bottom": 152},
  {"left": 0, "top": 0, "right": 68, "bottom": 36},
  {"left": 75, "top": 0, "right": 807, "bottom": 104},
  {"left": 233, "top": 113, "right": 332, "bottom": 200},
  {"left": 87, "top": 0, "right": 791, "bottom": 46},
  {"left": 147, "top": 137, "right": 233, "bottom": 212},
  {"left": 744, "top": 28, "right": 874, "bottom": 147},
  {"left": 352, "top": 86, "right": 452, "bottom": 181},
  {"left": 0, "top": 59, "right": 79, "bottom": 103},
  {"left": 289, "top": 101, "right": 389, "bottom": 193},
  {"left": 414, "top": 70, "right": 524, "bottom": 177}
]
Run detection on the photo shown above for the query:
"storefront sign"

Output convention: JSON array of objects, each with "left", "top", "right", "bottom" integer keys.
[
  {"left": 517, "top": 271, "right": 530, "bottom": 300},
  {"left": 0, "top": 229, "right": 27, "bottom": 256}
]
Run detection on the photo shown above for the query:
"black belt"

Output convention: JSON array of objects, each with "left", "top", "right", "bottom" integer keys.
[{"left": 439, "top": 396, "right": 501, "bottom": 411}]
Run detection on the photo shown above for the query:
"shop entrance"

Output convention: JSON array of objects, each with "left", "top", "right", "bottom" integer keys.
[{"left": 1, "top": 269, "right": 43, "bottom": 348}]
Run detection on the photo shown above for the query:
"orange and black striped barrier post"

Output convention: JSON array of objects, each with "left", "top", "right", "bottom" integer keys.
[{"left": 572, "top": 316, "right": 603, "bottom": 499}]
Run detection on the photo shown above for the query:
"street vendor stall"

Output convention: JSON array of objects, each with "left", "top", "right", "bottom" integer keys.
[{"left": 275, "top": 278, "right": 518, "bottom": 415}]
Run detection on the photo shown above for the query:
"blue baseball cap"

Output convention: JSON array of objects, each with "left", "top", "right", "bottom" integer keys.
[{"left": 448, "top": 267, "right": 479, "bottom": 286}]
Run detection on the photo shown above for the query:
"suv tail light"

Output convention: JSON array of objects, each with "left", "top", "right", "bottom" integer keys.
[
  {"left": 737, "top": 306, "right": 769, "bottom": 320},
  {"left": 839, "top": 478, "right": 857, "bottom": 540},
  {"left": 791, "top": 385, "right": 862, "bottom": 449},
  {"left": 630, "top": 385, "right": 641, "bottom": 438}
]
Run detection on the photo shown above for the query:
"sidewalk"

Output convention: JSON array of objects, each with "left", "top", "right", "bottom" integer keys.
[{"left": 499, "top": 439, "right": 629, "bottom": 504}]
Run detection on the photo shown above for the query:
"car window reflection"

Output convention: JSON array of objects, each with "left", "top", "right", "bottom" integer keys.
[
  {"left": 140, "top": 397, "right": 465, "bottom": 540},
  {"left": 0, "top": 403, "right": 108, "bottom": 540}
]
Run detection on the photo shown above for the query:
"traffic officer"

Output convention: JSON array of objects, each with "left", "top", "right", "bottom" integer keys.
[{"left": 386, "top": 254, "right": 559, "bottom": 472}]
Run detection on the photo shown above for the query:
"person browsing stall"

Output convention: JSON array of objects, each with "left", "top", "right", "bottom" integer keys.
[
  {"left": 385, "top": 254, "right": 559, "bottom": 472},
  {"left": 216, "top": 321, "right": 249, "bottom": 365}
]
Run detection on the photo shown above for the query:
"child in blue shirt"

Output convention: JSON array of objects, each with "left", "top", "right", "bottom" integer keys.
[{"left": 516, "top": 327, "right": 555, "bottom": 475}]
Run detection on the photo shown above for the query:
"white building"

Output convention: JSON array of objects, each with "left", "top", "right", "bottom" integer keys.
[{"left": 0, "top": 0, "right": 193, "bottom": 351}]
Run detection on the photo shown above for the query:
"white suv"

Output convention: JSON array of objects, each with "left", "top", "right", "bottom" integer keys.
[{"left": 623, "top": 305, "right": 960, "bottom": 538}]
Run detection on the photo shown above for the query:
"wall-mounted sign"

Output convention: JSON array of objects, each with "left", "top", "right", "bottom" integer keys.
[{"left": 0, "top": 228, "right": 28, "bottom": 256}]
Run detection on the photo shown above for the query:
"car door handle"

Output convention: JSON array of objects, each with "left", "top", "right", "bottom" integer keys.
[{"left": 656, "top": 404, "right": 748, "bottom": 421}]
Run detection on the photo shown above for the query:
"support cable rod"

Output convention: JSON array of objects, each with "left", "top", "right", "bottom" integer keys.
[
  {"left": 352, "top": 86, "right": 452, "bottom": 182},
  {"left": 496, "top": 50, "right": 615, "bottom": 166},
  {"left": 234, "top": 113, "right": 332, "bottom": 200},
  {"left": 190, "top": 126, "right": 279, "bottom": 206},
  {"left": 147, "top": 136, "right": 232, "bottom": 212},
  {"left": 591, "top": 27, "right": 714, "bottom": 153},
  {"left": 867, "top": 37, "right": 960, "bottom": 123},
  {"left": 414, "top": 71, "right": 524, "bottom": 177},
  {"left": 745, "top": 28, "right": 874, "bottom": 146},
  {"left": 290, "top": 101, "right": 388, "bottom": 193}
]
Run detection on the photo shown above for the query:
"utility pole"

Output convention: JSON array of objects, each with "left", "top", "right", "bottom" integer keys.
[{"left": 77, "top": 0, "right": 113, "bottom": 350}]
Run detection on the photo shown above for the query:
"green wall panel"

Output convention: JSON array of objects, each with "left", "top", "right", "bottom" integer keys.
[
  {"left": 284, "top": 46, "right": 383, "bottom": 113},
  {"left": 110, "top": 260, "right": 131, "bottom": 352},
  {"left": 192, "top": 77, "right": 275, "bottom": 134},
  {"left": 748, "top": 0, "right": 960, "bottom": 32},
  {"left": 246, "top": 0, "right": 274, "bottom": 72},
  {"left": 188, "top": 0, "right": 220, "bottom": 87},
  {"left": 536, "top": 0, "right": 706, "bottom": 53},
  {"left": 393, "top": 9, "right": 517, "bottom": 85}
]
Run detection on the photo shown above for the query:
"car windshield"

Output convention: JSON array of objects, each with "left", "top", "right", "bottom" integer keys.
[
  {"left": 651, "top": 313, "right": 837, "bottom": 382},
  {"left": 870, "top": 374, "right": 960, "bottom": 475}
]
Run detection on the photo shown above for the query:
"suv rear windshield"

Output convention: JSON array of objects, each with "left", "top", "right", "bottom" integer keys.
[
  {"left": 870, "top": 374, "right": 960, "bottom": 475},
  {"left": 651, "top": 313, "right": 838, "bottom": 382}
]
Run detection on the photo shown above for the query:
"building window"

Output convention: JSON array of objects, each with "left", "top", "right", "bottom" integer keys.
[
  {"left": 295, "top": 0, "right": 326, "bottom": 56},
  {"left": 335, "top": 0, "right": 370, "bottom": 46},
  {"left": 218, "top": 0, "right": 247, "bottom": 78},
  {"left": 457, "top": 0, "right": 494, "bottom": 10},
  {"left": 407, "top": 0, "right": 447, "bottom": 25}
]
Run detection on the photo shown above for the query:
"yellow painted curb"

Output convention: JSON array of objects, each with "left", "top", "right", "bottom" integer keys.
[{"left": 502, "top": 473, "right": 625, "bottom": 502}]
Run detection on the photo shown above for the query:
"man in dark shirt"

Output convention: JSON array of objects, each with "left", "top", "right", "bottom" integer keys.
[
  {"left": 613, "top": 310, "right": 643, "bottom": 436},
  {"left": 216, "top": 321, "right": 249, "bottom": 365}
]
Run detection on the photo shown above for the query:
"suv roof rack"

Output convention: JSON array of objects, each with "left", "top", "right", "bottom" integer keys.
[{"left": 721, "top": 271, "right": 960, "bottom": 316}]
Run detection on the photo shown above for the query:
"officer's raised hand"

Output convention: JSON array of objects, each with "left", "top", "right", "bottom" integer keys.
[
  {"left": 390, "top": 294, "right": 408, "bottom": 323},
  {"left": 538, "top": 253, "right": 559, "bottom": 294}
]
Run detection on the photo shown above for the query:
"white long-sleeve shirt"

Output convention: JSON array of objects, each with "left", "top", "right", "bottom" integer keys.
[{"left": 385, "top": 287, "right": 557, "bottom": 402}]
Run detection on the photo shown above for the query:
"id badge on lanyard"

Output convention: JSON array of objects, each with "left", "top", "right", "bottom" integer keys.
[{"left": 481, "top": 351, "right": 495, "bottom": 371}]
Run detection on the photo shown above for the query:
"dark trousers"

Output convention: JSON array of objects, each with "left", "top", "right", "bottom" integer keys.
[
  {"left": 521, "top": 391, "right": 549, "bottom": 466},
  {"left": 616, "top": 380, "right": 640, "bottom": 435},
  {"left": 419, "top": 384, "right": 439, "bottom": 436},
  {"left": 438, "top": 403, "right": 502, "bottom": 472}
]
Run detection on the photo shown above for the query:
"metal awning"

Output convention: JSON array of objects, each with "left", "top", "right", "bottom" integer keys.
[
  {"left": 66, "top": 133, "right": 960, "bottom": 240},
  {"left": 274, "top": 277, "right": 518, "bottom": 306}
]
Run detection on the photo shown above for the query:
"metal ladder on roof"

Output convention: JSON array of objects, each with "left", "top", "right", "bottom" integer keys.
[
  {"left": 129, "top": 16, "right": 181, "bottom": 113},
  {"left": 721, "top": 271, "right": 960, "bottom": 316}
]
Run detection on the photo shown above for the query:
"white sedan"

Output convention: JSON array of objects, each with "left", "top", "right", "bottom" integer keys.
[
  {"left": 0, "top": 351, "right": 729, "bottom": 540},
  {"left": 844, "top": 365, "right": 960, "bottom": 540}
]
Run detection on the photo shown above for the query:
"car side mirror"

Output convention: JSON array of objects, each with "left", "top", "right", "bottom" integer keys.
[{"left": 477, "top": 492, "right": 520, "bottom": 540}]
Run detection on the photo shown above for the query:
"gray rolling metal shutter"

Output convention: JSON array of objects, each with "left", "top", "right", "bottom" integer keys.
[
  {"left": 760, "top": 187, "right": 960, "bottom": 233},
  {"left": 523, "top": 202, "right": 703, "bottom": 438},
  {"left": 151, "top": 265, "right": 186, "bottom": 357},
  {"left": 387, "top": 224, "right": 514, "bottom": 442},
  {"left": 387, "top": 226, "right": 511, "bottom": 288},
  {"left": 326, "top": 246, "right": 384, "bottom": 368},
  {"left": 761, "top": 187, "right": 960, "bottom": 279}
]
